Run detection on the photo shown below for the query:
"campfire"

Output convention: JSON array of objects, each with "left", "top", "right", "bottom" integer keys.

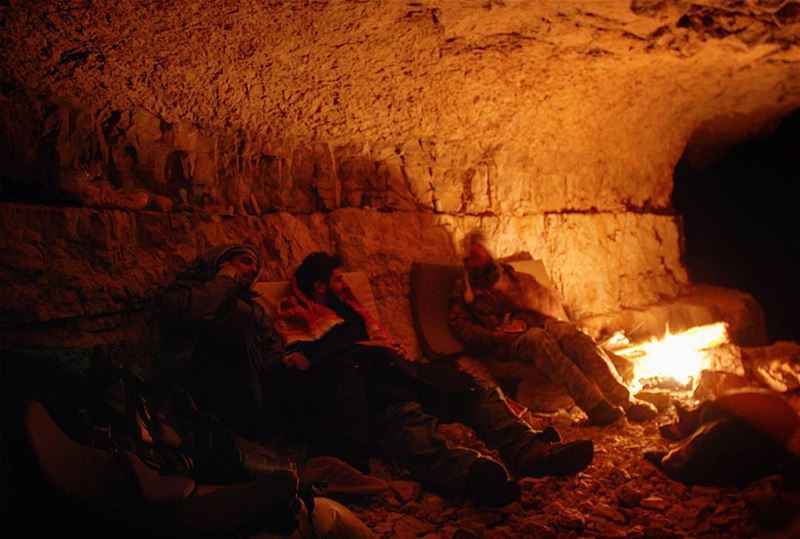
[{"left": 610, "top": 322, "right": 731, "bottom": 393}]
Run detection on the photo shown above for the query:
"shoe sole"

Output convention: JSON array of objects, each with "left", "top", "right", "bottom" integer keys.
[
  {"left": 536, "top": 427, "right": 562, "bottom": 443},
  {"left": 522, "top": 441, "right": 595, "bottom": 478},
  {"left": 467, "top": 458, "right": 520, "bottom": 507},
  {"left": 315, "top": 481, "right": 390, "bottom": 496},
  {"left": 299, "top": 473, "right": 389, "bottom": 496}
]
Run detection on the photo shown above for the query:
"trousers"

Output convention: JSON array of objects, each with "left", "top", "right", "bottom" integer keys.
[{"left": 509, "top": 319, "right": 630, "bottom": 412}]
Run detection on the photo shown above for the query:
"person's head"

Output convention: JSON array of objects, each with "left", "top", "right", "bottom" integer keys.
[
  {"left": 217, "top": 246, "right": 260, "bottom": 286},
  {"left": 463, "top": 231, "right": 494, "bottom": 271},
  {"left": 295, "top": 252, "right": 345, "bottom": 303}
]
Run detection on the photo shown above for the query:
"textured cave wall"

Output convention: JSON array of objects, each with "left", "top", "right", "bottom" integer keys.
[{"left": 1, "top": 0, "right": 799, "bottom": 358}]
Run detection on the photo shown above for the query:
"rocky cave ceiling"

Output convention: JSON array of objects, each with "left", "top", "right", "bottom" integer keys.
[
  {"left": 2, "top": 0, "right": 798, "bottom": 211},
  {"left": 0, "top": 0, "right": 798, "bottom": 354}
]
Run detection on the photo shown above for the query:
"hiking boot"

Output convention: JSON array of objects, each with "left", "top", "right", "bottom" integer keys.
[
  {"left": 625, "top": 400, "right": 658, "bottom": 422},
  {"left": 534, "top": 426, "right": 562, "bottom": 443},
  {"left": 465, "top": 455, "right": 520, "bottom": 507},
  {"left": 644, "top": 450, "right": 667, "bottom": 467},
  {"left": 658, "top": 421, "right": 683, "bottom": 440},
  {"left": 508, "top": 439, "right": 594, "bottom": 478},
  {"left": 299, "top": 456, "right": 389, "bottom": 496},
  {"left": 586, "top": 401, "right": 625, "bottom": 426}
]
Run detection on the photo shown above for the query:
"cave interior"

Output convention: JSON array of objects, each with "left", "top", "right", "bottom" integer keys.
[{"left": 1, "top": 1, "right": 800, "bottom": 538}]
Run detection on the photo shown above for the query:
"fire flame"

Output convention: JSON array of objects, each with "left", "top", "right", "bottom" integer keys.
[{"left": 613, "top": 322, "right": 730, "bottom": 392}]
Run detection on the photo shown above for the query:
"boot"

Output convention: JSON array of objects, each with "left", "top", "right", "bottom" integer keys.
[
  {"left": 299, "top": 456, "right": 389, "bottom": 496},
  {"left": 534, "top": 426, "right": 562, "bottom": 443},
  {"left": 586, "top": 400, "right": 625, "bottom": 426},
  {"left": 504, "top": 439, "right": 594, "bottom": 478},
  {"left": 624, "top": 399, "right": 658, "bottom": 422},
  {"left": 464, "top": 455, "right": 520, "bottom": 507}
]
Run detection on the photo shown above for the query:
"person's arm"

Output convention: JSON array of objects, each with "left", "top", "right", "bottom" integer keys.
[
  {"left": 158, "top": 273, "right": 242, "bottom": 323},
  {"left": 516, "top": 272, "right": 569, "bottom": 321},
  {"left": 448, "top": 281, "right": 513, "bottom": 350}
]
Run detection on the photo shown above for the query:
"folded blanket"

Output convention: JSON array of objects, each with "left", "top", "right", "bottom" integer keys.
[{"left": 273, "top": 279, "right": 391, "bottom": 346}]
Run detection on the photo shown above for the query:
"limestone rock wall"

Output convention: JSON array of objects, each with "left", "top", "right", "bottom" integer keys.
[
  {"left": 0, "top": 203, "right": 684, "bottom": 357},
  {"left": 1, "top": 0, "right": 798, "bottom": 358}
]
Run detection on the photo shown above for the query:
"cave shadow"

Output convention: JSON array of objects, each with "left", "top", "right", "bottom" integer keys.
[{"left": 672, "top": 109, "right": 800, "bottom": 343}]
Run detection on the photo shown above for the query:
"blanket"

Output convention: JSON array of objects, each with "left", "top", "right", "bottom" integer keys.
[{"left": 273, "top": 279, "right": 391, "bottom": 346}]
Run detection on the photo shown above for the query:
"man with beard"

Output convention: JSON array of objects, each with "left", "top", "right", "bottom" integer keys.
[
  {"left": 448, "top": 232, "right": 658, "bottom": 426},
  {"left": 273, "top": 252, "right": 595, "bottom": 506},
  {"left": 156, "top": 244, "right": 280, "bottom": 440}
]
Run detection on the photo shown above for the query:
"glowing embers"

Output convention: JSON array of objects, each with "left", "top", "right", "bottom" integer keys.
[{"left": 613, "top": 322, "right": 730, "bottom": 392}]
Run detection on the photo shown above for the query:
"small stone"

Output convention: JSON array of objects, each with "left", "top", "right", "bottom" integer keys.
[
  {"left": 372, "top": 522, "right": 393, "bottom": 535},
  {"left": 557, "top": 508, "right": 585, "bottom": 532},
  {"left": 608, "top": 467, "right": 631, "bottom": 483},
  {"left": 666, "top": 505, "right": 699, "bottom": 530},
  {"left": 592, "top": 519, "right": 628, "bottom": 538},
  {"left": 385, "top": 495, "right": 403, "bottom": 508},
  {"left": 488, "top": 525, "right": 517, "bottom": 539},
  {"left": 593, "top": 502, "right": 627, "bottom": 524},
  {"left": 642, "top": 525, "right": 673, "bottom": 539},
  {"left": 543, "top": 500, "right": 565, "bottom": 515},
  {"left": 640, "top": 514, "right": 675, "bottom": 538},
  {"left": 456, "top": 510, "right": 504, "bottom": 528},
  {"left": 451, "top": 528, "right": 483, "bottom": 539},
  {"left": 686, "top": 496, "right": 713, "bottom": 510},
  {"left": 403, "top": 501, "right": 421, "bottom": 514},
  {"left": 710, "top": 512, "right": 737, "bottom": 528},
  {"left": 439, "top": 507, "right": 457, "bottom": 520},
  {"left": 519, "top": 517, "right": 557, "bottom": 538},
  {"left": 393, "top": 515, "right": 430, "bottom": 537},
  {"left": 390, "top": 480, "right": 422, "bottom": 502},
  {"left": 417, "top": 493, "right": 445, "bottom": 519},
  {"left": 616, "top": 484, "right": 643, "bottom": 507},
  {"left": 501, "top": 502, "right": 524, "bottom": 516},
  {"left": 626, "top": 524, "right": 646, "bottom": 539},
  {"left": 640, "top": 496, "right": 669, "bottom": 511},
  {"left": 695, "top": 520, "right": 712, "bottom": 534}
]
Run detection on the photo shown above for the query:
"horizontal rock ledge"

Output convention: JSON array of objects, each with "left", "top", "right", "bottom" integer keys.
[{"left": 2, "top": 203, "right": 688, "bottom": 356}]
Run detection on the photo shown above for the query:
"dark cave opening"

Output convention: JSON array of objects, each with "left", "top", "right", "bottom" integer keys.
[{"left": 673, "top": 109, "right": 800, "bottom": 343}]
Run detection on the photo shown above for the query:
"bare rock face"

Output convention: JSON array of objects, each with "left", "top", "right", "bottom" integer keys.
[
  {"left": 4, "top": 2, "right": 799, "bottom": 214},
  {"left": 1, "top": 1, "right": 799, "bottom": 355},
  {"left": 0, "top": 203, "right": 687, "bottom": 357},
  {"left": 580, "top": 283, "right": 769, "bottom": 346}
]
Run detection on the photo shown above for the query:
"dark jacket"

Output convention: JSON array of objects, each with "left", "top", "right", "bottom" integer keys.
[
  {"left": 156, "top": 245, "right": 283, "bottom": 387},
  {"left": 448, "top": 262, "right": 550, "bottom": 357}
]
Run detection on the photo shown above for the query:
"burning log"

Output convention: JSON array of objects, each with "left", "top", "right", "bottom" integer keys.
[{"left": 610, "top": 322, "right": 732, "bottom": 393}]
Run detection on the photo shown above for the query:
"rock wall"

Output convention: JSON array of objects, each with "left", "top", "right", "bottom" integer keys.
[
  {"left": 1, "top": 1, "right": 799, "bottom": 358},
  {"left": 0, "top": 203, "right": 684, "bottom": 357}
]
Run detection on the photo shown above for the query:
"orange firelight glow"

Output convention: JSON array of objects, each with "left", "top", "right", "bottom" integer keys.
[{"left": 614, "top": 322, "right": 730, "bottom": 392}]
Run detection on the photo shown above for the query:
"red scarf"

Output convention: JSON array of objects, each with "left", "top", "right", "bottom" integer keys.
[{"left": 273, "top": 279, "right": 392, "bottom": 346}]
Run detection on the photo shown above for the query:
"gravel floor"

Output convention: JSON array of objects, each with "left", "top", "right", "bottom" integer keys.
[{"left": 345, "top": 403, "right": 781, "bottom": 538}]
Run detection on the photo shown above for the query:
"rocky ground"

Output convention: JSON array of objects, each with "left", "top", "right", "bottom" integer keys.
[{"left": 343, "top": 404, "right": 792, "bottom": 538}]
